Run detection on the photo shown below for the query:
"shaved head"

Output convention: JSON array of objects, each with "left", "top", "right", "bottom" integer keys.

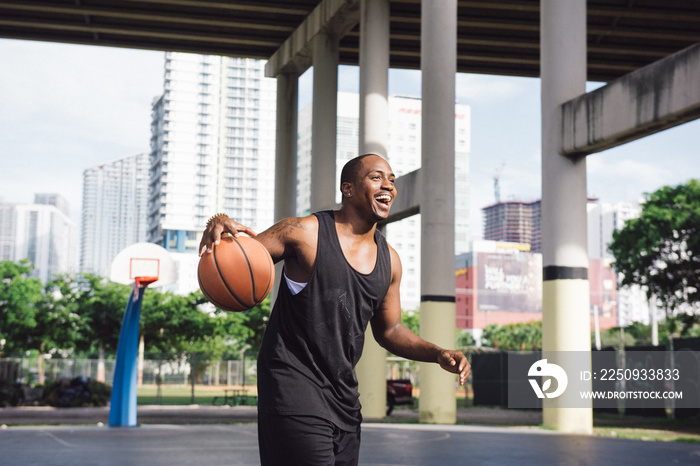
[{"left": 340, "top": 154, "right": 376, "bottom": 187}]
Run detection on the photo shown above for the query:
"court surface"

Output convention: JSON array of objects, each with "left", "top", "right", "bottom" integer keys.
[{"left": 2, "top": 423, "right": 700, "bottom": 465}]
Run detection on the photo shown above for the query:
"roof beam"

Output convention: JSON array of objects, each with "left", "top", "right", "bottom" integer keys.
[
  {"left": 119, "top": 0, "right": 311, "bottom": 16},
  {"left": 265, "top": 0, "right": 360, "bottom": 77},
  {"left": 560, "top": 42, "right": 700, "bottom": 157},
  {"left": 0, "top": 2, "right": 296, "bottom": 33},
  {"left": 0, "top": 19, "right": 280, "bottom": 48},
  {"left": 587, "top": 5, "right": 700, "bottom": 24}
]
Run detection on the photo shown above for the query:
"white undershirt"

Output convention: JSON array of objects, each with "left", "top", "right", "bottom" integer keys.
[{"left": 284, "top": 271, "right": 307, "bottom": 295}]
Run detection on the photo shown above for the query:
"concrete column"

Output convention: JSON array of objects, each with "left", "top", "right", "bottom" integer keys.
[
  {"left": 419, "top": 0, "right": 457, "bottom": 425},
  {"left": 310, "top": 32, "right": 339, "bottom": 212},
  {"left": 271, "top": 72, "right": 299, "bottom": 306},
  {"left": 274, "top": 72, "right": 299, "bottom": 221},
  {"left": 358, "top": 0, "right": 389, "bottom": 158},
  {"left": 356, "top": 0, "right": 390, "bottom": 420},
  {"left": 540, "top": 0, "right": 592, "bottom": 434}
]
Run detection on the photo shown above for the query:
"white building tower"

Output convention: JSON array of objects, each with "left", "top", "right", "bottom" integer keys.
[
  {"left": 1, "top": 194, "right": 78, "bottom": 283},
  {"left": 148, "top": 52, "right": 276, "bottom": 294},
  {"left": 81, "top": 153, "right": 150, "bottom": 277},
  {"left": 587, "top": 199, "right": 648, "bottom": 325}
]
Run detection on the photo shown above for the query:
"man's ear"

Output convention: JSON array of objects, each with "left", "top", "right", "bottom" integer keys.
[{"left": 341, "top": 182, "right": 353, "bottom": 198}]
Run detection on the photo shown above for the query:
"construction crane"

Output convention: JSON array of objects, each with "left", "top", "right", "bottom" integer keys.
[{"left": 493, "top": 161, "right": 505, "bottom": 203}]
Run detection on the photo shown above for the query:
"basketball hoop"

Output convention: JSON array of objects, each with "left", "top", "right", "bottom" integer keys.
[
  {"left": 110, "top": 243, "right": 177, "bottom": 289},
  {"left": 134, "top": 276, "right": 159, "bottom": 287},
  {"left": 131, "top": 276, "right": 159, "bottom": 301}
]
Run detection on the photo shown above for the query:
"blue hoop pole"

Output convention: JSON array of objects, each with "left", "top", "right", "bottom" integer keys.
[{"left": 109, "top": 285, "right": 145, "bottom": 427}]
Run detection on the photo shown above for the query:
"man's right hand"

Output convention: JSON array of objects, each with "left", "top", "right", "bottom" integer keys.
[{"left": 199, "top": 214, "right": 257, "bottom": 256}]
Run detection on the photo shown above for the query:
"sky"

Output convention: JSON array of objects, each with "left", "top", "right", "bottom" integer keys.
[{"left": 1, "top": 38, "right": 698, "bottom": 239}]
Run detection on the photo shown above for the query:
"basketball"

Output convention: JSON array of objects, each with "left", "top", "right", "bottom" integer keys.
[{"left": 198, "top": 236, "right": 275, "bottom": 312}]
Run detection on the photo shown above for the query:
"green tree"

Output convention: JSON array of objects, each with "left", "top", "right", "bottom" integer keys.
[
  {"left": 0, "top": 260, "right": 44, "bottom": 355},
  {"left": 29, "top": 273, "right": 88, "bottom": 382},
  {"left": 141, "top": 289, "right": 214, "bottom": 354},
  {"left": 623, "top": 321, "right": 651, "bottom": 345},
  {"left": 140, "top": 290, "right": 271, "bottom": 359},
  {"left": 480, "top": 324, "right": 501, "bottom": 349},
  {"left": 609, "top": 179, "right": 700, "bottom": 335},
  {"left": 480, "top": 321, "right": 542, "bottom": 351},
  {"left": 216, "top": 297, "right": 272, "bottom": 356},
  {"left": 596, "top": 326, "right": 637, "bottom": 349},
  {"left": 517, "top": 321, "right": 542, "bottom": 351},
  {"left": 401, "top": 309, "right": 420, "bottom": 335},
  {"left": 74, "top": 274, "right": 129, "bottom": 355},
  {"left": 456, "top": 329, "right": 476, "bottom": 348}
]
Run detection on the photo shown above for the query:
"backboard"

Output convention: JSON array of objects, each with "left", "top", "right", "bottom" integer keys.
[{"left": 110, "top": 242, "right": 177, "bottom": 288}]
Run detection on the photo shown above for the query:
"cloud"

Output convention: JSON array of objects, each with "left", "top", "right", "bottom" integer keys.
[
  {"left": 389, "top": 68, "right": 421, "bottom": 96},
  {"left": 0, "top": 40, "right": 163, "bottom": 224},
  {"left": 339, "top": 65, "right": 360, "bottom": 93},
  {"left": 586, "top": 154, "right": 679, "bottom": 203},
  {"left": 587, "top": 156, "right": 672, "bottom": 183},
  {"left": 456, "top": 74, "right": 537, "bottom": 106}
]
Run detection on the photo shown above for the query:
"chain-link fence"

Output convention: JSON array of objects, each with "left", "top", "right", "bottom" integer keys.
[
  {"left": 1, "top": 353, "right": 257, "bottom": 389},
  {"left": 4, "top": 353, "right": 420, "bottom": 389}
]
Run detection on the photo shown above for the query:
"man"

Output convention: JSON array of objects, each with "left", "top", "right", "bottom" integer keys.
[{"left": 199, "top": 154, "right": 470, "bottom": 465}]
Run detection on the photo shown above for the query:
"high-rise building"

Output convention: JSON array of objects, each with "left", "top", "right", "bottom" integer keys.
[
  {"left": 587, "top": 199, "right": 648, "bottom": 326},
  {"left": 297, "top": 92, "right": 471, "bottom": 310},
  {"left": 81, "top": 153, "right": 150, "bottom": 277},
  {"left": 587, "top": 199, "right": 641, "bottom": 261},
  {"left": 0, "top": 201, "right": 16, "bottom": 261},
  {"left": 482, "top": 200, "right": 541, "bottom": 252},
  {"left": 149, "top": 53, "right": 276, "bottom": 250},
  {"left": 148, "top": 52, "right": 276, "bottom": 294},
  {"left": 0, "top": 195, "right": 78, "bottom": 283},
  {"left": 34, "top": 193, "right": 70, "bottom": 217}
]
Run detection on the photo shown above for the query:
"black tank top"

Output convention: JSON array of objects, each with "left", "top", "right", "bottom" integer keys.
[{"left": 256, "top": 210, "right": 392, "bottom": 430}]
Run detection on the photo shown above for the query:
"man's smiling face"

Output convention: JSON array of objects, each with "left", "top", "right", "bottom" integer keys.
[{"left": 351, "top": 155, "right": 397, "bottom": 221}]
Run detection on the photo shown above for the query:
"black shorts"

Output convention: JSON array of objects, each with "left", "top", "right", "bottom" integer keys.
[{"left": 257, "top": 412, "right": 360, "bottom": 466}]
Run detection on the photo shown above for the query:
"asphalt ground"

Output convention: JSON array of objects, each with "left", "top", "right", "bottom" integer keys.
[
  {"left": 2, "top": 422, "right": 700, "bottom": 466},
  {"left": 0, "top": 405, "right": 543, "bottom": 427},
  {"left": 2, "top": 406, "right": 700, "bottom": 465}
]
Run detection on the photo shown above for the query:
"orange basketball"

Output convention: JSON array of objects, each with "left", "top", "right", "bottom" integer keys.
[{"left": 197, "top": 236, "right": 275, "bottom": 312}]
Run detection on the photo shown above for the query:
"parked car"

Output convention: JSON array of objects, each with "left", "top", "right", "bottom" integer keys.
[{"left": 386, "top": 379, "right": 414, "bottom": 416}]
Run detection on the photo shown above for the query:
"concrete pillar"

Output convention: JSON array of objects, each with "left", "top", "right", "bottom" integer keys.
[
  {"left": 419, "top": 0, "right": 457, "bottom": 425},
  {"left": 358, "top": 0, "right": 389, "bottom": 158},
  {"left": 310, "top": 32, "right": 339, "bottom": 212},
  {"left": 356, "top": 0, "right": 390, "bottom": 420},
  {"left": 540, "top": 0, "right": 593, "bottom": 434},
  {"left": 274, "top": 72, "right": 299, "bottom": 221},
  {"left": 271, "top": 72, "right": 299, "bottom": 306}
]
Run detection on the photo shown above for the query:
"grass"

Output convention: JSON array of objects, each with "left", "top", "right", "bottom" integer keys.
[
  {"left": 137, "top": 385, "right": 257, "bottom": 406},
  {"left": 593, "top": 426, "right": 700, "bottom": 443}
]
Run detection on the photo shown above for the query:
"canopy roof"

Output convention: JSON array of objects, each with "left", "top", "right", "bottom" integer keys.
[{"left": 1, "top": 0, "right": 699, "bottom": 82}]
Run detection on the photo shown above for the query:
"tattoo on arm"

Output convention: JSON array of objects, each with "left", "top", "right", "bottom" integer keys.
[{"left": 266, "top": 218, "right": 307, "bottom": 244}]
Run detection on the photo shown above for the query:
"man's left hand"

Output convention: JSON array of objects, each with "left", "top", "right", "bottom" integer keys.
[{"left": 437, "top": 351, "right": 471, "bottom": 386}]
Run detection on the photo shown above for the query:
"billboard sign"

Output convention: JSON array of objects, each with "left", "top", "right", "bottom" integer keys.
[{"left": 477, "top": 252, "right": 542, "bottom": 314}]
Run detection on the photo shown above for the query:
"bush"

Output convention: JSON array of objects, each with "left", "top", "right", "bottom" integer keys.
[
  {"left": 0, "top": 380, "right": 25, "bottom": 407},
  {"left": 42, "top": 376, "right": 111, "bottom": 407}
]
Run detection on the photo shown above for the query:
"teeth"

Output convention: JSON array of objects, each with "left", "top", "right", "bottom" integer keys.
[{"left": 376, "top": 195, "right": 392, "bottom": 202}]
